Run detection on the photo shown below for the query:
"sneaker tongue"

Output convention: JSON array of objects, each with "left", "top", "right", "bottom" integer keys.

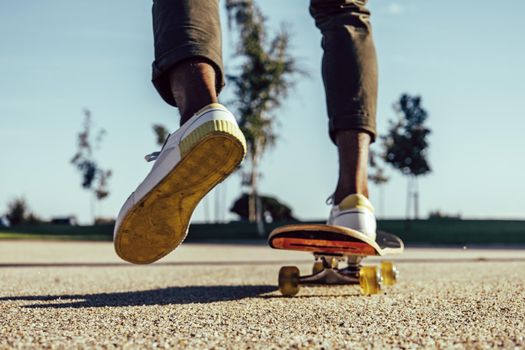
[{"left": 339, "top": 194, "right": 375, "bottom": 212}]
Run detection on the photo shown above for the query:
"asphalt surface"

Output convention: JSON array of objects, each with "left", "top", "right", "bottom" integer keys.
[{"left": 0, "top": 241, "right": 524, "bottom": 349}]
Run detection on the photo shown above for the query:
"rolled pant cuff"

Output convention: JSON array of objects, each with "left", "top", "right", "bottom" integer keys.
[
  {"left": 329, "top": 117, "right": 377, "bottom": 144},
  {"left": 151, "top": 45, "right": 224, "bottom": 107}
]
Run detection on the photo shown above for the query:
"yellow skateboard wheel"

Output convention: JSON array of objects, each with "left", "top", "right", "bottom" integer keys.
[
  {"left": 312, "top": 261, "right": 324, "bottom": 275},
  {"left": 359, "top": 266, "right": 381, "bottom": 295},
  {"left": 278, "top": 266, "right": 300, "bottom": 296},
  {"left": 380, "top": 261, "right": 398, "bottom": 286},
  {"left": 330, "top": 258, "right": 339, "bottom": 269}
]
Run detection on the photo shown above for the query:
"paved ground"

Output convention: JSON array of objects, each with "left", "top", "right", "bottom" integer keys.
[{"left": 0, "top": 241, "right": 524, "bottom": 349}]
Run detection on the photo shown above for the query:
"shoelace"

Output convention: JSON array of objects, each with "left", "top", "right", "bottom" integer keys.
[
  {"left": 144, "top": 152, "right": 160, "bottom": 162},
  {"left": 144, "top": 133, "right": 171, "bottom": 162}
]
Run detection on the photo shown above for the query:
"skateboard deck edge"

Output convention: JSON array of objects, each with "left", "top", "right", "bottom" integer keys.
[{"left": 268, "top": 224, "right": 403, "bottom": 256}]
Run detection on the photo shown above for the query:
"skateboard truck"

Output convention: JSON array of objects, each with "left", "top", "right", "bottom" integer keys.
[
  {"left": 300, "top": 254, "right": 359, "bottom": 285},
  {"left": 278, "top": 255, "right": 398, "bottom": 297}
]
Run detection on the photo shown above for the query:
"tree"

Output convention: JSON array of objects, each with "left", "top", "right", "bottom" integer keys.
[
  {"left": 5, "top": 197, "right": 42, "bottom": 225},
  {"left": 70, "top": 109, "right": 112, "bottom": 223},
  {"left": 382, "top": 94, "right": 431, "bottom": 219},
  {"left": 152, "top": 124, "right": 169, "bottom": 146},
  {"left": 368, "top": 148, "right": 389, "bottom": 218},
  {"left": 230, "top": 193, "right": 297, "bottom": 222},
  {"left": 225, "top": 0, "right": 304, "bottom": 233},
  {"left": 6, "top": 197, "right": 29, "bottom": 225}
]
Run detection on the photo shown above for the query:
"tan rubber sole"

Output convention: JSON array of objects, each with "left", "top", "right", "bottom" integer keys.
[{"left": 115, "top": 120, "right": 246, "bottom": 264}]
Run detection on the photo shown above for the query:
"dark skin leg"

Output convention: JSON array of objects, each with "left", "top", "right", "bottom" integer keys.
[
  {"left": 169, "top": 58, "right": 218, "bottom": 125},
  {"left": 333, "top": 130, "right": 370, "bottom": 204}
]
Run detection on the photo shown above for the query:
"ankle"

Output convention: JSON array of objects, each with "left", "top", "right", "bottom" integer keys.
[
  {"left": 333, "top": 188, "right": 369, "bottom": 205},
  {"left": 169, "top": 58, "right": 218, "bottom": 125},
  {"left": 334, "top": 130, "right": 371, "bottom": 205},
  {"left": 179, "top": 98, "right": 218, "bottom": 125}
]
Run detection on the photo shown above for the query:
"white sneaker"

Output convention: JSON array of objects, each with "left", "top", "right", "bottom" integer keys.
[
  {"left": 327, "top": 193, "right": 377, "bottom": 241},
  {"left": 114, "top": 103, "right": 246, "bottom": 264}
]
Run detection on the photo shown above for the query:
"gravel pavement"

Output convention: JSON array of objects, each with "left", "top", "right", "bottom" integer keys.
[{"left": 1, "top": 241, "right": 524, "bottom": 349}]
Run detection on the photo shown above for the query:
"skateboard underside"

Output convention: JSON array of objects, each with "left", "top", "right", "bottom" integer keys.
[{"left": 268, "top": 224, "right": 404, "bottom": 257}]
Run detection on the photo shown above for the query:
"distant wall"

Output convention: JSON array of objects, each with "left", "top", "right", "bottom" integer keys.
[
  {"left": 378, "top": 219, "right": 525, "bottom": 245},
  {"left": 2, "top": 219, "right": 525, "bottom": 245}
]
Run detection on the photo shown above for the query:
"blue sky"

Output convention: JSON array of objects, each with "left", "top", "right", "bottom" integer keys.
[{"left": 1, "top": 0, "right": 524, "bottom": 223}]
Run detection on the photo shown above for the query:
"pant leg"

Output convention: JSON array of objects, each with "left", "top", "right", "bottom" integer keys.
[
  {"left": 310, "top": 0, "right": 378, "bottom": 143},
  {"left": 151, "top": 0, "right": 224, "bottom": 107}
]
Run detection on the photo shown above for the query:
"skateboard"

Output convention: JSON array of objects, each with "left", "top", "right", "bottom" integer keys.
[{"left": 268, "top": 224, "right": 404, "bottom": 296}]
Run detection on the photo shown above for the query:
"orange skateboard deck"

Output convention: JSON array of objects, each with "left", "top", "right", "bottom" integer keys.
[{"left": 268, "top": 224, "right": 403, "bottom": 256}]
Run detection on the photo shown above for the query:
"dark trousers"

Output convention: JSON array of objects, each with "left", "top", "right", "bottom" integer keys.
[{"left": 151, "top": 0, "right": 377, "bottom": 142}]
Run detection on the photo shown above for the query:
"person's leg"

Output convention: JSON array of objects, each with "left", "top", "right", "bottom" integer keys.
[
  {"left": 169, "top": 59, "right": 218, "bottom": 124},
  {"left": 152, "top": 0, "right": 224, "bottom": 124},
  {"left": 114, "top": 0, "right": 247, "bottom": 264},
  {"left": 335, "top": 130, "right": 371, "bottom": 202},
  {"left": 309, "top": 0, "right": 378, "bottom": 204}
]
